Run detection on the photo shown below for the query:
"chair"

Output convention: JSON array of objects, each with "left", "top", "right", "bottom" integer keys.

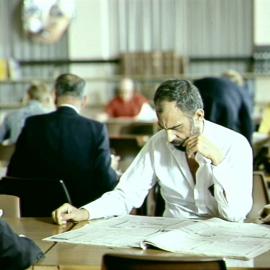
[
  {"left": 0, "top": 194, "right": 20, "bottom": 217},
  {"left": 246, "top": 171, "right": 270, "bottom": 221},
  {"left": 101, "top": 253, "right": 227, "bottom": 270},
  {"left": 0, "top": 176, "right": 72, "bottom": 217}
]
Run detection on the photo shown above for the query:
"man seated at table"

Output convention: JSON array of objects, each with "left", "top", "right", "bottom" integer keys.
[
  {"left": 98, "top": 77, "right": 157, "bottom": 122},
  {"left": 0, "top": 220, "right": 44, "bottom": 269},
  {"left": 193, "top": 76, "right": 253, "bottom": 145},
  {"left": 52, "top": 79, "right": 253, "bottom": 224},
  {"left": 7, "top": 73, "right": 118, "bottom": 208}
]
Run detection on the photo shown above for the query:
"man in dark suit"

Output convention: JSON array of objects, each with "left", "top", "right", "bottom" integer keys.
[
  {"left": 193, "top": 77, "right": 253, "bottom": 145},
  {"left": 0, "top": 220, "right": 43, "bottom": 269},
  {"left": 7, "top": 73, "right": 118, "bottom": 208}
]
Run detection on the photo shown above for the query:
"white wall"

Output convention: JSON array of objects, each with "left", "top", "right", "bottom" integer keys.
[
  {"left": 67, "top": 0, "right": 270, "bottom": 118},
  {"left": 254, "top": 0, "right": 270, "bottom": 45},
  {"left": 68, "top": 0, "right": 115, "bottom": 106},
  {"left": 69, "top": 0, "right": 110, "bottom": 59}
]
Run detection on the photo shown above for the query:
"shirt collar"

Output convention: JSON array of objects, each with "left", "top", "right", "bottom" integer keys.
[{"left": 59, "top": 104, "right": 80, "bottom": 114}]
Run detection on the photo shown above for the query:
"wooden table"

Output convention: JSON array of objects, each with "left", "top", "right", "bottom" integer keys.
[
  {"left": 3, "top": 218, "right": 270, "bottom": 270},
  {"left": 36, "top": 241, "right": 270, "bottom": 269},
  {"left": 3, "top": 217, "right": 74, "bottom": 253},
  {"left": 35, "top": 243, "right": 270, "bottom": 270},
  {"left": 36, "top": 221, "right": 270, "bottom": 270}
]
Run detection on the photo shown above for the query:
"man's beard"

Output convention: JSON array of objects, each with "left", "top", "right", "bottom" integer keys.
[
  {"left": 174, "top": 142, "right": 187, "bottom": 152},
  {"left": 171, "top": 136, "right": 188, "bottom": 152},
  {"left": 171, "top": 119, "right": 201, "bottom": 152}
]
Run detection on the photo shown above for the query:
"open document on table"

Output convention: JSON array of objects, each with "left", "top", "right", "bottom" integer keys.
[{"left": 43, "top": 215, "right": 270, "bottom": 260}]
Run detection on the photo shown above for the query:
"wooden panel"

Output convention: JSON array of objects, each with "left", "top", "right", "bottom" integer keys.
[
  {"left": 246, "top": 171, "right": 270, "bottom": 221},
  {"left": 106, "top": 120, "right": 156, "bottom": 136}
]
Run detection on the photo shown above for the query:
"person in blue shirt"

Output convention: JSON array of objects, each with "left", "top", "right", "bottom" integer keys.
[{"left": 0, "top": 82, "right": 53, "bottom": 144}]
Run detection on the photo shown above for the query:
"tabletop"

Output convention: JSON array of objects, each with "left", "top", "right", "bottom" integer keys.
[{"left": 2, "top": 217, "right": 270, "bottom": 270}]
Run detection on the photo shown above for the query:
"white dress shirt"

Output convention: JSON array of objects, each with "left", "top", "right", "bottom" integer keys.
[{"left": 83, "top": 120, "right": 253, "bottom": 222}]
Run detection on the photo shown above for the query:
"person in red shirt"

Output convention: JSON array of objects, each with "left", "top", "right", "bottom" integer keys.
[{"left": 105, "top": 78, "right": 156, "bottom": 121}]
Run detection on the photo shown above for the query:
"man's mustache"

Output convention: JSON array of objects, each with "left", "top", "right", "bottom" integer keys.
[{"left": 171, "top": 138, "right": 187, "bottom": 152}]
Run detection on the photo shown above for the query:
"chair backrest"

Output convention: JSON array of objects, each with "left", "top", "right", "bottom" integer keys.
[
  {"left": 0, "top": 194, "right": 20, "bottom": 217},
  {"left": 0, "top": 176, "right": 72, "bottom": 217},
  {"left": 101, "top": 253, "right": 227, "bottom": 270},
  {"left": 246, "top": 171, "right": 270, "bottom": 221}
]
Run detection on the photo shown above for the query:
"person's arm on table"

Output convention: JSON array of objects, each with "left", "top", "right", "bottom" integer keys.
[
  {"left": 52, "top": 203, "right": 90, "bottom": 225},
  {"left": 52, "top": 142, "right": 156, "bottom": 224},
  {"left": 52, "top": 122, "right": 119, "bottom": 225}
]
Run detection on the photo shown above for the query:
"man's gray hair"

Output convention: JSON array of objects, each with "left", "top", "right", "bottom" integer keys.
[
  {"left": 54, "top": 73, "right": 86, "bottom": 98},
  {"left": 154, "top": 79, "right": 203, "bottom": 116}
]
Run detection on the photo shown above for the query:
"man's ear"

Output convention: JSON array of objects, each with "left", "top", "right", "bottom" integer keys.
[
  {"left": 49, "top": 91, "right": 56, "bottom": 106},
  {"left": 81, "top": 96, "right": 89, "bottom": 108},
  {"left": 195, "top": 109, "right": 204, "bottom": 120}
]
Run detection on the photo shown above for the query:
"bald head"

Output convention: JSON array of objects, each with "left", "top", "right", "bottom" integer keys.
[{"left": 118, "top": 78, "right": 135, "bottom": 101}]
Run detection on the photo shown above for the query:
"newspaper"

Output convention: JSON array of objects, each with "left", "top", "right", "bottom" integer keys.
[{"left": 43, "top": 215, "right": 270, "bottom": 260}]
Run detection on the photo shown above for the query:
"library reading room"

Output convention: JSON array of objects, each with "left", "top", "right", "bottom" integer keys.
[{"left": 1, "top": 0, "right": 270, "bottom": 269}]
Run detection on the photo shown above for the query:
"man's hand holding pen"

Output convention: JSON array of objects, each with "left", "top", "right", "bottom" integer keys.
[{"left": 52, "top": 203, "right": 89, "bottom": 225}]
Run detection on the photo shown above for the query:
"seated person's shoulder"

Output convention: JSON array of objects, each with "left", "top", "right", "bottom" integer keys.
[
  {"left": 0, "top": 220, "right": 44, "bottom": 268},
  {"left": 134, "top": 94, "right": 148, "bottom": 103}
]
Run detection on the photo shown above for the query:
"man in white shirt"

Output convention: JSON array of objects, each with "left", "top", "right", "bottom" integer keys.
[{"left": 52, "top": 79, "right": 253, "bottom": 224}]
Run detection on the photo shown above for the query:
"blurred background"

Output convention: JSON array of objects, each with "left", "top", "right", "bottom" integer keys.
[{"left": 0, "top": 0, "right": 269, "bottom": 123}]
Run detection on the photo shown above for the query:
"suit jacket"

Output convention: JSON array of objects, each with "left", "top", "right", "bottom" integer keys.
[
  {"left": 193, "top": 77, "right": 253, "bottom": 144},
  {"left": 0, "top": 220, "right": 43, "bottom": 269},
  {"left": 7, "top": 106, "right": 118, "bottom": 207}
]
